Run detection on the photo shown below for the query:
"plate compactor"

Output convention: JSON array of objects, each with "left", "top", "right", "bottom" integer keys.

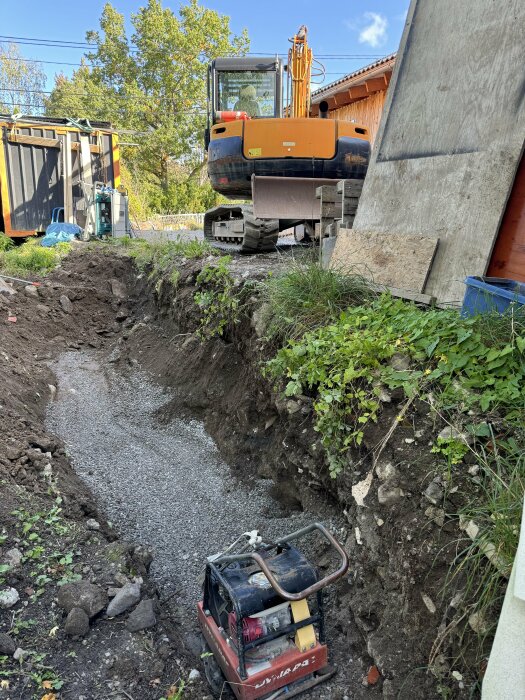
[{"left": 198, "top": 523, "right": 349, "bottom": 699}]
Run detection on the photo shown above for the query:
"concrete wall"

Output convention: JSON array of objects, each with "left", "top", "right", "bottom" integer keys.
[{"left": 352, "top": 0, "right": 525, "bottom": 304}]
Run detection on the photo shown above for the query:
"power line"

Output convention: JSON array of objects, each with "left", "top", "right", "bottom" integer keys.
[{"left": 0, "top": 35, "right": 386, "bottom": 60}]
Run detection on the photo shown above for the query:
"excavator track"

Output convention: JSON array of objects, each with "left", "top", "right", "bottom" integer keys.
[{"left": 204, "top": 204, "right": 279, "bottom": 254}]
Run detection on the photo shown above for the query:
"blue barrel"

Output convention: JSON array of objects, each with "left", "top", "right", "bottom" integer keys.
[{"left": 462, "top": 276, "right": 525, "bottom": 317}]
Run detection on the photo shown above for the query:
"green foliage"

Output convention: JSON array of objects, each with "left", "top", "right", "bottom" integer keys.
[
  {"left": 0, "top": 233, "right": 14, "bottom": 252},
  {"left": 45, "top": 0, "right": 248, "bottom": 215},
  {"left": 194, "top": 256, "right": 238, "bottom": 338},
  {"left": 267, "top": 295, "right": 525, "bottom": 476},
  {"left": 259, "top": 260, "right": 375, "bottom": 342},
  {"left": 120, "top": 238, "right": 216, "bottom": 271},
  {"left": 431, "top": 437, "right": 470, "bottom": 465},
  {"left": 0, "top": 239, "right": 71, "bottom": 275},
  {"left": 0, "top": 43, "right": 46, "bottom": 113}
]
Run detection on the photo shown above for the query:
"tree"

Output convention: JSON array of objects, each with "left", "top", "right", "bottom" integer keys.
[
  {"left": 0, "top": 43, "right": 46, "bottom": 114},
  {"left": 45, "top": 0, "right": 248, "bottom": 212}
]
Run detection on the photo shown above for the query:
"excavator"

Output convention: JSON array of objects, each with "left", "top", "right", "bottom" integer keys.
[{"left": 203, "top": 26, "right": 371, "bottom": 252}]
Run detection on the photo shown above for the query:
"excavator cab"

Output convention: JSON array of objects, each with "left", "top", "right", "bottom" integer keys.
[{"left": 207, "top": 57, "right": 283, "bottom": 132}]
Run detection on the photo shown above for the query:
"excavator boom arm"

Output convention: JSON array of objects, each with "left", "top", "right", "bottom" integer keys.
[{"left": 288, "top": 25, "right": 313, "bottom": 119}]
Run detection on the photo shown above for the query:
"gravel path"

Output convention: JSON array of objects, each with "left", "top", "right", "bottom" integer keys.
[{"left": 46, "top": 351, "right": 330, "bottom": 608}]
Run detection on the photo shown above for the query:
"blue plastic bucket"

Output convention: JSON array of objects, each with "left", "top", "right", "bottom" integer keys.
[{"left": 462, "top": 276, "right": 525, "bottom": 317}]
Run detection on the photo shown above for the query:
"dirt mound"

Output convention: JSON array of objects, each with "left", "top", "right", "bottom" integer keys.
[{"left": 0, "top": 250, "right": 205, "bottom": 700}]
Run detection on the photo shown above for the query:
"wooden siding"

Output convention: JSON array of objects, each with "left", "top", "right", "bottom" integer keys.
[
  {"left": 329, "top": 90, "right": 387, "bottom": 145},
  {"left": 487, "top": 153, "right": 525, "bottom": 282}
]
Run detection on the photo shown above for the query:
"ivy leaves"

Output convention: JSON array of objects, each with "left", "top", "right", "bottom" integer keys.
[{"left": 268, "top": 295, "right": 525, "bottom": 477}]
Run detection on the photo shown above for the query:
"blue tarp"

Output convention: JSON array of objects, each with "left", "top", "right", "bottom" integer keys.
[{"left": 41, "top": 223, "right": 81, "bottom": 247}]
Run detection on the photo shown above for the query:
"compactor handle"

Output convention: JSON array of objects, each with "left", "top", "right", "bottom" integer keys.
[{"left": 215, "top": 522, "right": 349, "bottom": 602}]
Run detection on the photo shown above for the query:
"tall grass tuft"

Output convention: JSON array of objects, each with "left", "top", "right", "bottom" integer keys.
[
  {"left": 451, "top": 430, "right": 525, "bottom": 635},
  {"left": 0, "top": 240, "right": 71, "bottom": 275},
  {"left": 259, "top": 259, "right": 375, "bottom": 342}
]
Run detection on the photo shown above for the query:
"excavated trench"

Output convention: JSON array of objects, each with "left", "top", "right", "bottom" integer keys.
[{"left": 0, "top": 249, "right": 482, "bottom": 699}]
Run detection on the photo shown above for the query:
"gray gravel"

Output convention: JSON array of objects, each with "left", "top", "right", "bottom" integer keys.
[{"left": 46, "top": 352, "right": 333, "bottom": 607}]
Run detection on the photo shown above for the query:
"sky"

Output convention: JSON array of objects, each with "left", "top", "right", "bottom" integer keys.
[{"left": 2, "top": 0, "right": 409, "bottom": 92}]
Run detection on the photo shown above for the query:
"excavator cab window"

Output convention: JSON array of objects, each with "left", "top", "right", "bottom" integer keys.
[
  {"left": 208, "top": 57, "right": 283, "bottom": 125},
  {"left": 217, "top": 71, "right": 276, "bottom": 118}
]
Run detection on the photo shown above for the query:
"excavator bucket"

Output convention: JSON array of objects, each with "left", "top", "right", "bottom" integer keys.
[{"left": 251, "top": 176, "right": 336, "bottom": 221}]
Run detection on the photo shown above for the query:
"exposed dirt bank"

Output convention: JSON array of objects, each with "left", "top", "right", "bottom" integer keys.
[
  {"left": 115, "top": 251, "right": 487, "bottom": 700},
  {"left": 0, "top": 250, "right": 208, "bottom": 700}
]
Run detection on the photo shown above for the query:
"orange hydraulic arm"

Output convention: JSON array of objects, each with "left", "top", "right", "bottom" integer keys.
[{"left": 287, "top": 25, "right": 313, "bottom": 119}]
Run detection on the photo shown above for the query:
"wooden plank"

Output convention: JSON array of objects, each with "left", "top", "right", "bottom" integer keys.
[
  {"left": 8, "top": 134, "right": 60, "bottom": 148},
  {"left": 348, "top": 84, "right": 368, "bottom": 100},
  {"left": 336, "top": 179, "right": 364, "bottom": 197},
  {"left": 365, "top": 77, "right": 388, "bottom": 93},
  {"left": 330, "top": 229, "right": 439, "bottom": 293},
  {"left": 315, "top": 185, "right": 340, "bottom": 202},
  {"left": 70, "top": 142, "right": 102, "bottom": 154}
]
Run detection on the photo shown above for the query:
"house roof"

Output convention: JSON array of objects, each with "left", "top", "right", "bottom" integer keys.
[{"left": 311, "top": 52, "right": 396, "bottom": 107}]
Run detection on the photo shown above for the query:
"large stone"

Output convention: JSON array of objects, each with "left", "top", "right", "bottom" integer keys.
[
  {"left": 0, "top": 632, "right": 16, "bottom": 656},
  {"left": 0, "top": 588, "right": 20, "bottom": 609},
  {"left": 59, "top": 294, "right": 73, "bottom": 313},
  {"left": 126, "top": 598, "right": 156, "bottom": 632},
  {"left": 57, "top": 580, "right": 108, "bottom": 618},
  {"left": 4, "top": 548, "right": 23, "bottom": 568},
  {"left": 377, "top": 484, "right": 404, "bottom": 505},
  {"left": 64, "top": 607, "right": 90, "bottom": 637},
  {"left": 375, "top": 460, "right": 398, "bottom": 482},
  {"left": 24, "top": 284, "right": 39, "bottom": 298},
  {"left": 106, "top": 580, "right": 141, "bottom": 618},
  {"left": 110, "top": 278, "right": 127, "bottom": 300}
]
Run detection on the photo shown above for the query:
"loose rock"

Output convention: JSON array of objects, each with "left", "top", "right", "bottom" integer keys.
[
  {"left": 377, "top": 484, "right": 404, "bottom": 505},
  {"left": 24, "top": 284, "right": 39, "bottom": 298},
  {"left": 4, "top": 548, "right": 23, "bottom": 568},
  {"left": 106, "top": 579, "right": 141, "bottom": 617},
  {"left": 424, "top": 481, "right": 444, "bottom": 505},
  {"left": 125, "top": 598, "right": 156, "bottom": 632},
  {"left": 59, "top": 294, "right": 73, "bottom": 313},
  {"left": 57, "top": 580, "right": 108, "bottom": 618},
  {"left": 85, "top": 518, "right": 100, "bottom": 531},
  {"left": 0, "top": 632, "right": 16, "bottom": 656},
  {"left": 0, "top": 587, "right": 20, "bottom": 609},
  {"left": 64, "top": 606, "right": 90, "bottom": 637}
]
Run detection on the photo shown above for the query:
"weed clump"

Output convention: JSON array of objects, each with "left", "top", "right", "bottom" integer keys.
[
  {"left": 0, "top": 232, "right": 14, "bottom": 252},
  {"left": 0, "top": 238, "right": 71, "bottom": 275},
  {"left": 114, "top": 237, "right": 217, "bottom": 271},
  {"left": 259, "top": 260, "right": 374, "bottom": 342}
]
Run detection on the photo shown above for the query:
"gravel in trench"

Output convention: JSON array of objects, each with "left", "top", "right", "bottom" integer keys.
[{"left": 47, "top": 351, "right": 335, "bottom": 609}]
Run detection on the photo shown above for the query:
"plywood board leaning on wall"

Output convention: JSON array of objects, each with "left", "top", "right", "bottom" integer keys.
[{"left": 330, "top": 229, "right": 438, "bottom": 294}]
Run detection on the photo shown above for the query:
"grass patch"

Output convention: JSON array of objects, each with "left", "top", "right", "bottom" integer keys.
[
  {"left": 267, "top": 294, "right": 525, "bottom": 476},
  {"left": 0, "top": 232, "right": 14, "bottom": 252},
  {"left": 259, "top": 260, "right": 374, "bottom": 342},
  {"left": 0, "top": 239, "right": 71, "bottom": 276},
  {"left": 114, "top": 237, "right": 217, "bottom": 271}
]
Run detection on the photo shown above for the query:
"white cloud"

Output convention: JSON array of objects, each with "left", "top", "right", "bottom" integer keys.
[{"left": 358, "top": 12, "right": 388, "bottom": 47}]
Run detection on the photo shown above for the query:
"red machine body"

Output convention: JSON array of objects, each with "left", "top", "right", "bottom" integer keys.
[
  {"left": 198, "top": 602, "right": 328, "bottom": 700},
  {"left": 198, "top": 523, "right": 349, "bottom": 699}
]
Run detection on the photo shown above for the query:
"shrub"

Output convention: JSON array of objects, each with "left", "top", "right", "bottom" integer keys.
[{"left": 0, "top": 232, "right": 14, "bottom": 252}]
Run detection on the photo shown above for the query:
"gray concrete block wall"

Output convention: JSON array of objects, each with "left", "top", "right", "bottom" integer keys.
[{"left": 352, "top": 0, "right": 525, "bottom": 304}]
